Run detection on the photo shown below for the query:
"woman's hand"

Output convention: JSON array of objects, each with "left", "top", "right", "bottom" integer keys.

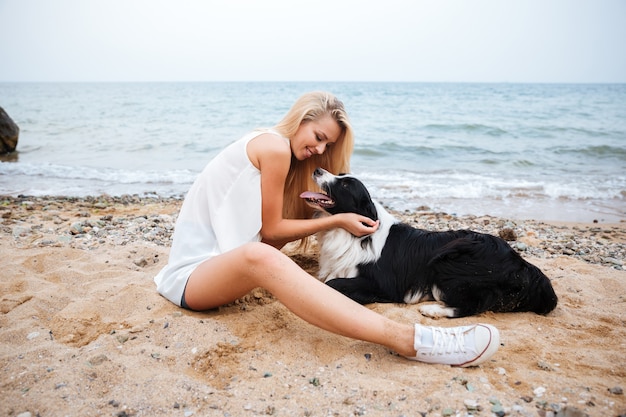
[{"left": 334, "top": 213, "right": 380, "bottom": 237}]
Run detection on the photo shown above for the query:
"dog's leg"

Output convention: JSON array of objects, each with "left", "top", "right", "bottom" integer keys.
[
  {"left": 326, "top": 277, "right": 393, "bottom": 304},
  {"left": 418, "top": 303, "right": 458, "bottom": 319}
]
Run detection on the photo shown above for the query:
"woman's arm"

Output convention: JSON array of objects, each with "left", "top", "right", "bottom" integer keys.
[{"left": 248, "top": 134, "right": 378, "bottom": 247}]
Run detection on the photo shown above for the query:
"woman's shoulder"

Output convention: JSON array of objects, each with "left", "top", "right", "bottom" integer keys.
[
  {"left": 247, "top": 131, "right": 291, "bottom": 168},
  {"left": 249, "top": 131, "right": 290, "bottom": 151}
]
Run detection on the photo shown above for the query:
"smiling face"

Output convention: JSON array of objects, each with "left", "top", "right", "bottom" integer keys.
[{"left": 290, "top": 115, "right": 342, "bottom": 161}]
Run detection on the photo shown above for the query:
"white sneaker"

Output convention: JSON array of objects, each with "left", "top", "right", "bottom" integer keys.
[{"left": 406, "top": 324, "right": 500, "bottom": 367}]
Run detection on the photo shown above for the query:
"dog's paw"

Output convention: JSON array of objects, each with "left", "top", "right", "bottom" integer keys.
[{"left": 418, "top": 303, "right": 456, "bottom": 319}]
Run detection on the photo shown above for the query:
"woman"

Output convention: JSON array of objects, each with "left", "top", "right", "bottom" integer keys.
[{"left": 155, "top": 91, "right": 500, "bottom": 366}]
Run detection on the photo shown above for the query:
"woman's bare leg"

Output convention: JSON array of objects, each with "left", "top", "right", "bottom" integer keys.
[
  {"left": 184, "top": 242, "right": 416, "bottom": 356},
  {"left": 184, "top": 242, "right": 500, "bottom": 366}
]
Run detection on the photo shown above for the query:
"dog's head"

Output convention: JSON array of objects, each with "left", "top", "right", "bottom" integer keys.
[{"left": 300, "top": 168, "right": 378, "bottom": 222}]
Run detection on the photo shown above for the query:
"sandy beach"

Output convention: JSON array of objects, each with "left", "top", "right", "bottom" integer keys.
[{"left": 1, "top": 195, "right": 624, "bottom": 417}]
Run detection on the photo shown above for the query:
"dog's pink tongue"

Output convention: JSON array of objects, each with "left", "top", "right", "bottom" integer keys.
[{"left": 299, "top": 191, "right": 328, "bottom": 200}]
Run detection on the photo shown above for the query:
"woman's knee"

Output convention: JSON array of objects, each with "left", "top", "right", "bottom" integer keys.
[{"left": 240, "top": 242, "right": 286, "bottom": 270}]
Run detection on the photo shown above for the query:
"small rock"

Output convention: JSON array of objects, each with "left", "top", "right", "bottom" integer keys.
[
  {"left": 499, "top": 228, "right": 517, "bottom": 241},
  {"left": 603, "top": 257, "right": 623, "bottom": 266},
  {"left": 69, "top": 222, "right": 84, "bottom": 235},
  {"left": 464, "top": 399, "right": 480, "bottom": 411},
  {"left": 538, "top": 360, "right": 554, "bottom": 371},
  {"left": 88, "top": 354, "right": 109, "bottom": 366},
  {"left": 609, "top": 386, "right": 623, "bottom": 395},
  {"left": 27, "top": 331, "right": 40, "bottom": 340},
  {"left": 12, "top": 226, "right": 30, "bottom": 237},
  {"left": 133, "top": 257, "right": 148, "bottom": 267},
  {"left": 442, "top": 408, "right": 455, "bottom": 417},
  {"left": 555, "top": 406, "right": 590, "bottom": 417},
  {"left": 491, "top": 402, "right": 505, "bottom": 416}
]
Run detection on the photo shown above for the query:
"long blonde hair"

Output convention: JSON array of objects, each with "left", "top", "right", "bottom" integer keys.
[{"left": 273, "top": 91, "right": 354, "bottom": 221}]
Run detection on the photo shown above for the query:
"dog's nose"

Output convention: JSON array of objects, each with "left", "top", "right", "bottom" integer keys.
[{"left": 313, "top": 168, "right": 323, "bottom": 177}]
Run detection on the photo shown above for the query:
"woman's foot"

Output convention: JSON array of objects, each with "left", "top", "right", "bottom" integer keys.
[{"left": 406, "top": 323, "right": 500, "bottom": 367}]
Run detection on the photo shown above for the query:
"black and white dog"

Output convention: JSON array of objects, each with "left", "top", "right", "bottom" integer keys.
[{"left": 301, "top": 168, "right": 558, "bottom": 318}]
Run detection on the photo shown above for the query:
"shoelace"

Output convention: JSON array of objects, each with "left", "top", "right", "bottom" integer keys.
[{"left": 429, "top": 326, "right": 468, "bottom": 356}]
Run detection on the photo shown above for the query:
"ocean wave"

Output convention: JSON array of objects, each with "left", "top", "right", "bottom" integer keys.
[
  {"left": 531, "top": 125, "right": 616, "bottom": 139},
  {"left": 550, "top": 145, "right": 626, "bottom": 160},
  {"left": 422, "top": 123, "right": 509, "bottom": 137},
  {"left": 0, "top": 162, "right": 197, "bottom": 185},
  {"left": 355, "top": 170, "right": 626, "bottom": 202}
]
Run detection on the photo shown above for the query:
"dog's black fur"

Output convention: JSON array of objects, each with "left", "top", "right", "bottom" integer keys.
[{"left": 301, "top": 168, "right": 558, "bottom": 318}]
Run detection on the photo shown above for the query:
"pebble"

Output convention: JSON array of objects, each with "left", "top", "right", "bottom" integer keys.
[
  {"left": 463, "top": 398, "right": 480, "bottom": 411},
  {"left": 26, "top": 331, "right": 40, "bottom": 340},
  {"left": 441, "top": 408, "right": 455, "bottom": 417},
  {"left": 491, "top": 403, "right": 505, "bottom": 416},
  {"left": 499, "top": 227, "right": 518, "bottom": 241},
  {"left": 69, "top": 222, "right": 84, "bottom": 235},
  {"left": 133, "top": 257, "right": 148, "bottom": 267},
  {"left": 88, "top": 354, "right": 109, "bottom": 366},
  {"left": 406, "top": 211, "right": 626, "bottom": 269},
  {"left": 1, "top": 196, "right": 624, "bottom": 272},
  {"left": 555, "top": 406, "right": 590, "bottom": 417}
]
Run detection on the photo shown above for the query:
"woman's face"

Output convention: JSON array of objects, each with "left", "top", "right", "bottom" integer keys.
[{"left": 291, "top": 115, "right": 342, "bottom": 161}]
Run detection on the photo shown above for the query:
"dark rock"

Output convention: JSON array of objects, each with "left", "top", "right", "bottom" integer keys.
[
  {"left": 555, "top": 406, "right": 590, "bottom": 417},
  {"left": 0, "top": 107, "right": 19, "bottom": 153},
  {"left": 499, "top": 227, "right": 517, "bottom": 241}
]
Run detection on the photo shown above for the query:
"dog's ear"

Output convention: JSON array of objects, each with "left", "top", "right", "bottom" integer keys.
[
  {"left": 342, "top": 176, "right": 378, "bottom": 222},
  {"left": 362, "top": 199, "right": 378, "bottom": 222},
  {"left": 357, "top": 186, "right": 378, "bottom": 222}
]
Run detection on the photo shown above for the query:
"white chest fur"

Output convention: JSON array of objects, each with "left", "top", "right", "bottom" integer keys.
[{"left": 316, "top": 202, "right": 396, "bottom": 282}]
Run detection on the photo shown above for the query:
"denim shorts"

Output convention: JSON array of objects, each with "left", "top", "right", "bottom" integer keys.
[{"left": 180, "top": 279, "right": 194, "bottom": 310}]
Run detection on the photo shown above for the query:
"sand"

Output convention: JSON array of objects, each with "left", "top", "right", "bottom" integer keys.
[{"left": 0, "top": 196, "right": 624, "bottom": 417}]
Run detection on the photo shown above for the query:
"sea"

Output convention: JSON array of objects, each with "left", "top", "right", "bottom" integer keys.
[{"left": 1, "top": 82, "right": 625, "bottom": 223}]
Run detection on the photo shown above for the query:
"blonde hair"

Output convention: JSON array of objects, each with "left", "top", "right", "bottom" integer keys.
[{"left": 273, "top": 91, "right": 354, "bottom": 222}]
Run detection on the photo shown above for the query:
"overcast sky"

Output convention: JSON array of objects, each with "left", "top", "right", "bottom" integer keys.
[{"left": 1, "top": 0, "right": 625, "bottom": 83}]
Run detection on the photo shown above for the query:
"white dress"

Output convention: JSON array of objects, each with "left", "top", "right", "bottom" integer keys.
[{"left": 154, "top": 129, "right": 284, "bottom": 306}]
